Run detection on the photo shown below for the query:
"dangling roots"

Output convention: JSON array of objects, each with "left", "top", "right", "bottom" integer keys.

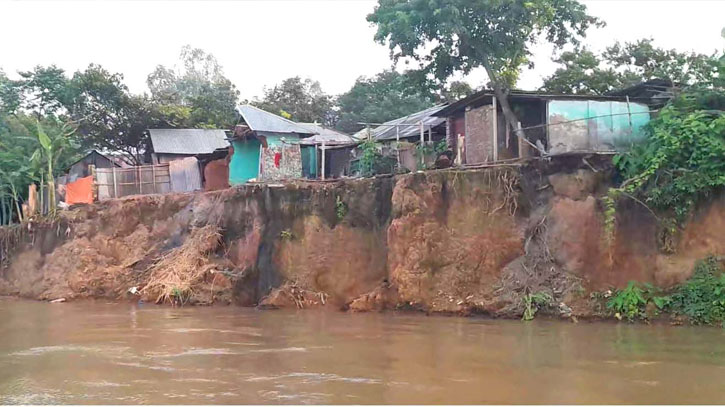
[{"left": 141, "top": 225, "right": 222, "bottom": 305}]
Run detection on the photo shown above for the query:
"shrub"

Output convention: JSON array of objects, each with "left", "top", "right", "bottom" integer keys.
[
  {"left": 607, "top": 281, "right": 649, "bottom": 321},
  {"left": 668, "top": 256, "right": 725, "bottom": 325},
  {"left": 522, "top": 292, "right": 553, "bottom": 321}
]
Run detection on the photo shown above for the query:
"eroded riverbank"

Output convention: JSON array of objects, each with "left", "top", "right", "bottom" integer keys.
[
  {"left": 2, "top": 155, "right": 725, "bottom": 320},
  {"left": 1, "top": 298, "right": 725, "bottom": 404}
]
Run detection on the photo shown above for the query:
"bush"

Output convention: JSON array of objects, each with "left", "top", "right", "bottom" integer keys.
[
  {"left": 607, "top": 281, "right": 649, "bottom": 321},
  {"left": 668, "top": 256, "right": 725, "bottom": 325},
  {"left": 521, "top": 292, "right": 553, "bottom": 321}
]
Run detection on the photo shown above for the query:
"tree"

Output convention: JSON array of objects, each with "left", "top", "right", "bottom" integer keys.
[
  {"left": 441, "top": 80, "right": 475, "bottom": 103},
  {"left": 147, "top": 45, "right": 240, "bottom": 128},
  {"left": 367, "top": 0, "right": 601, "bottom": 148},
  {"left": 0, "top": 70, "right": 21, "bottom": 114},
  {"left": 336, "top": 70, "right": 436, "bottom": 133},
  {"left": 253, "top": 76, "right": 334, "bottom": 125},
  {"left": 542, "top": 39, "right": 723, "bottom": 94},
  {"left": 17, "top": 65, "right": 70, "bottom": 117},
  {"left": 64, "top": 64, "right": 159, "bottom": 164}
]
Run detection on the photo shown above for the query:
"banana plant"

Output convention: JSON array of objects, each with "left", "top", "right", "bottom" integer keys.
[{"left": 30, "top": 120, "right": 74, "bottom": 216}]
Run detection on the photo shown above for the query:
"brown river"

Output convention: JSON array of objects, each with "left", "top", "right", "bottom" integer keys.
[{"left": 1, "top": 298, "right": 725, "bottom": 404}]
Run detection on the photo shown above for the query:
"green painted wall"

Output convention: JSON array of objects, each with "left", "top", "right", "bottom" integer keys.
[
  {"left": 229, "top": 139, "right": 261, "bottom": 185},
  {"left": 301, "top": 146, "right": 317, "bottom": 179},
  {"left": 547, "top": 100, "right": 651, "bottom": 154}
]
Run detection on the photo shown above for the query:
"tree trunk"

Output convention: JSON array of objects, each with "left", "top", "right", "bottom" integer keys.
[
  {"left": 481, "top": 63, "right": 545, "bottom": 156},
  {"left": 1, "top": 197, "right": 6, "bottom": 225}
]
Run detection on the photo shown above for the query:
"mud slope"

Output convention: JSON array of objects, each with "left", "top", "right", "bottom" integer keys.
[{"left": 2, "top": 155, "right": 724, "bottom": 318}]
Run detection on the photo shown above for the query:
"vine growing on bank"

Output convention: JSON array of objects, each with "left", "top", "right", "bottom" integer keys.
[{"left": 604, "top": 90, "right": 725, "bottom": 246}]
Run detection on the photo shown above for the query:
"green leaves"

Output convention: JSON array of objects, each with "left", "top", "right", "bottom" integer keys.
[
  {"left": 616, "top": 91, "right": 725, "bottom": 225},
  {"left": 368, "top": 0, "right": 601, "bottom": 89},
  {"left": 607, "top": 281, "right": 649, "bottom": 321},
  {"left": 36, "top": 121, "right": 52, "bottom": 152}
]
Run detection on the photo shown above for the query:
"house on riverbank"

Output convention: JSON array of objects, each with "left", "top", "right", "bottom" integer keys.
[{"left": 433, "top": 90, "right": 653, "bottom": 165}]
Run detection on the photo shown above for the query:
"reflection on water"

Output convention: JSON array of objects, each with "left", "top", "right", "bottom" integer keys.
[{"left": 1, "top": 297, "right": 725, "bottom": 404}]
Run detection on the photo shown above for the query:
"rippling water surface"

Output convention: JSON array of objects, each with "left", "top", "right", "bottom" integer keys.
[{"left": 1, "top": 298, "right": 725, "bottom": 404}]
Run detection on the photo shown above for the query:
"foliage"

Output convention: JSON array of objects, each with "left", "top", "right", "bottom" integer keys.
[
  {"left": 354, "top": 139, "right": 397, "bottom": 177},
  {"left": 667, "top": 257, "right": 725, "bottom": 325},
  {"left": 336, "top": 70, "right": 436, "bottom": 134},
  {"left": 607, "top": 281, "right": 649, "bottom": 321},
  {"left": 253, "top": 76, "right": 335, "bottom": 126},
  {"left": 522, "top": 292, "right": 553, "bottom": 321},
  {"left": 368, "top": 0, "right": 600, "bottom": 152},
  {"left": 542, "top": 38, "right": 723, "bottom": 94},
  {"left": 335, "top": 196, "right": 347, "bottom": 220},
  {"left": 279, "top": 229, "right": 293, "bottom": 240},
  {"left": 147, "top": 45, "right": 240, "bottom": 128},
  {"left": 613, "top": 91, "right": 725, "bottom": 225}
]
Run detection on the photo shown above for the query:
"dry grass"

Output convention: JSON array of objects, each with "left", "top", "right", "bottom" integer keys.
[{"left": 141, "top": 225, "right": 222, "bottom": 305}]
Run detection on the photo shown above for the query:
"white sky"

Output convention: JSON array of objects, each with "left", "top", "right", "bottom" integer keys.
[{"left": 0, "top": 0, "right": 723, "bottom": 100}]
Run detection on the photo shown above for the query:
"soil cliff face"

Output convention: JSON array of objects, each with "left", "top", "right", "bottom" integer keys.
[{"left": 2, "top": 155, "right": 725, "bottom": 318}]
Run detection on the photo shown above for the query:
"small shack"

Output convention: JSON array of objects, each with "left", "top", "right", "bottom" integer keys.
[
  {"left": 298, "top": 123, "right": 356, "bottom": 179},
  {"left": 66, "top": 150, "right": 120, "bottom": 182},
  {"left": 228, "top": 105, "right": 316, "bottom": 184},
  {"left": 148, "top": 128, "right": 230, "bottom": 164}
]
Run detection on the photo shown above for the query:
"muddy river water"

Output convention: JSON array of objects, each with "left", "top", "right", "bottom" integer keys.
[{"left": 1, "top": 298, "right": 725, "bottom": 404}]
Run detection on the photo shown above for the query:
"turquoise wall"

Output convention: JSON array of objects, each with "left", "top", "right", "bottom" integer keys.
[
  {"left": 301, "top": 146, "right": 317, "bottom": 179},
  {"left": 547, "top": 100, "right": 651, "bottom": 154},
  {"left": 229, "top": 139, "right": 261, "bottom": 185}
]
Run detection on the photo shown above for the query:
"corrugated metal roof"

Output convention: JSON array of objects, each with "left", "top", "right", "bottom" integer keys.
[
  {"left": 298, "top": 123, "right": 355, "bottom": 145},
  {"left": 373, "top": 104, "right": 448, "bottom": 141},
  {"left": 238, "top": 105, "right": 315, "bottom": 135},
  {"left": 434, "top": 89, "right": 652, "bottom": 117},
  {"left": 148, "top": 129, "right": 230, "bottom": 155}
]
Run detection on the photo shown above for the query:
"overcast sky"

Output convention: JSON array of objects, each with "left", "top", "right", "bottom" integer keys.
[{"left": 1, "top": 0, "right": 723, "bottom": 101}]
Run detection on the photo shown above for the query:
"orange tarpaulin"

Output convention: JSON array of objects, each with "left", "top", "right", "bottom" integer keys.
[{"left": 65, "top": 176, "right": 94, "bottom": 205}]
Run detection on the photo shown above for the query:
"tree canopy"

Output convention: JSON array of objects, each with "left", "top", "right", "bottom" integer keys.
[
  {"left": 335, "top": 70, "right": 437, "bottom": 133},
  {"left": 252, "top": 76, "right": 335, "bottom": 125},
  {"left": 367, "top": 0, "right": 602, "bottom": 144},
  {"left": 147, "top": 45, "right": 240, "bottom": 128},
  {"left": 542, "top": 39, "right": 723, "bottom": 94}
]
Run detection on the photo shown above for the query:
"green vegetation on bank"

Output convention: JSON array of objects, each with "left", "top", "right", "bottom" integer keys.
[{"left": 602, "top": 256, "right": 725, "bottom": 326}]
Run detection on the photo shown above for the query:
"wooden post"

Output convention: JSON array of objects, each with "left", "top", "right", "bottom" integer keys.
[
  {"left": 89, "top": 165, "right": 97, "bottom": 202},
  {"left": 112, "top": 166, "right": 118, "bottom": 198},
  {"left": 626, "top": 95, "right": 633, "bottom": 131},
  {"left": 396, "top": 125, "right": 400, "bottom": 169},
  {"left": 419, "top": 121, "right": 424, "bottom": 168},
  {"left": 492, "top": 96, "right": 498, "bottom": 163},
  {"left": 321, "top": 141, "right": 326, "bottom": 181},
  {"left": 152, "top": 164, "right": 157, "bottom": 193}
]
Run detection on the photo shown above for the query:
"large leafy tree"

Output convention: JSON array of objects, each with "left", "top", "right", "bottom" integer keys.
[
  {"left": 147, "top": 45, "right": 240, "bottom": 128},
  {"left": 542, "top": 39, "right": 723, "bottom": 94},
  {"left": 253, "top": 76, "right": 335, "bottom": 125},
  {"left": 335, "top": 69, "right": 436, "bottom": 133},
  {"left": 64, "top": 64, "right": 166, "bottom": 164},
  {"left": 17, "top": 65, "right": 70, "bottom": 117},
  {"left": 367, "top": 0, "right": 601, "bottom": 148}
]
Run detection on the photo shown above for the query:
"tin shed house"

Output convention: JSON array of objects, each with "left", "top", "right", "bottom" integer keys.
[
  {"left": 434, "top": 90, "right": 652, "bottom": 165},
  {"left": 229, "top": 105, "right": 316, "bottom": 184}
]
